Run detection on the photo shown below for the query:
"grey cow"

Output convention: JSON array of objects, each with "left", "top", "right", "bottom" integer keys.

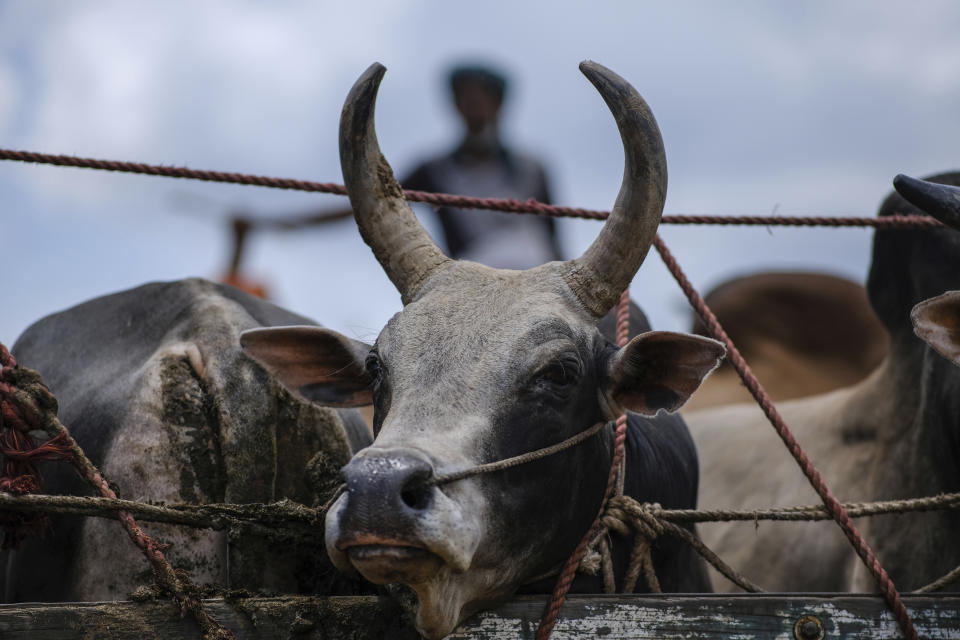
[
  {"left": 242, "top": 61, "right": 725, "bottom": 639},
  {"left": 4, "top": 279, "right": 371, "bottom": 601}
]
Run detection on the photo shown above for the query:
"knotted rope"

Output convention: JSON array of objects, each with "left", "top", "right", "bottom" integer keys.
[
  {"left": 584, "top": 497, "right": 763, "bottom": 593},
  {"left": 0, "top": 343, "right": 73, "bottom": 547},
  {"left": 583, "top": 498, "right": 665, "bottom": 594}
]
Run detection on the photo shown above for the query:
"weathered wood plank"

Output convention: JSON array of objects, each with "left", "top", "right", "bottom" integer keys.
[
  {"left": 450, "top": 594, "right": 960, "bottom": 639},
  {"left": 0, "top": 594, "right": 956, "bottom": 639},
  {"left": 0, "top": 596, "right": 418, "bottom": 640}
]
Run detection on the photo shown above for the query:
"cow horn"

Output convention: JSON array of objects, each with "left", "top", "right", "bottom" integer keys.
[
  {"left": 340, "top": 63, "right": 451, "bottom": 304},
  {"left": 561, "top": 61, "right": 668, "bottom": 318},
  {"left": 893, "top": 174, "right": 960, "bottom": 231}
]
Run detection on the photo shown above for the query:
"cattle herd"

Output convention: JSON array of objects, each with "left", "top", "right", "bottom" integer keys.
[{"left": 2, "top": 62, "right": 959, "bottom": 639}]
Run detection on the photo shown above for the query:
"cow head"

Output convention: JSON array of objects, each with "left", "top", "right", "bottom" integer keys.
[
  {"left": 241, "top": 62, "right": 724, "bottom": 639},
  {"left": 895, "top": 175, "right": 960, "bottom": 367}
]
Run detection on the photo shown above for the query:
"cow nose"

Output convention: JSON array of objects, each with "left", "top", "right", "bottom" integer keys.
[{"left": 341, "top": 447, "right": 437, "bottom": 517}]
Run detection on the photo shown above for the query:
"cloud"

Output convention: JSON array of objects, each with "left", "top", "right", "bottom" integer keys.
[
  {"left": 3, "top": 1, "right": 960, "bottom": 343},
  {"left": 0, "top": 58, "right": 21, "bottom": 139}
]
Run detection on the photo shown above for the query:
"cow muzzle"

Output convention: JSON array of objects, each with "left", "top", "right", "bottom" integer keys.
[{"left": 324, "top": 446, "right": 482, "bottom": 584}]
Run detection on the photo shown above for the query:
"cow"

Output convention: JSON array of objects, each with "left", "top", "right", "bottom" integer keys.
[
  {"left": 684, "top": 271, "right": 887, "bottom": 412},
  {"left": 238, "top": 61, "right": 726, "bottom": 639},
  {"left": 684, "top": 171, "right": 960, "bottom": 593},
  {"left": 4, "top": 278, "right": 373, "bottom": 602}
]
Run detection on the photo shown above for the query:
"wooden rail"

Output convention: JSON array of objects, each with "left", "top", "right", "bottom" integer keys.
[{"left": 0, "top": 594, "right": 957, "bottom": 639}]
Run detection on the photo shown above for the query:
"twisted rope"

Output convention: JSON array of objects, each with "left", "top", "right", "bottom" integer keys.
[
  {"left": 0, "top": 343, "right": 73, "bottom": 547},
  {"left": 653, "top": 235, "right": 918, "bottom": 640},
  {"left": 428, "top": 421, "right": 607, "bottom": 487},
  {"left": 595, "top": 495, "right": 960, "bottom": 595},
  {"left": 575, "top": 293, "right": 646, "bottom": 597},
  {"left": 0, "top": 493, "right": 321, "bottom": 534},
  {"left": 3, "top": 491, "right": 956, "bottom": 537},
  {"left": 536, "top": 290, "right": 631, "bottom": 640},
  {"left": 0, "top": 148, "right": 944, "bottom": 228},
  {"left": 913, "top": 564, "right": 960, "bottom": 594},
  {"left": 663, "top": 492, "right": 960, "bottom": 523},
  {"left": 4, "top": 490, "right": 957, "bottom": 595}
]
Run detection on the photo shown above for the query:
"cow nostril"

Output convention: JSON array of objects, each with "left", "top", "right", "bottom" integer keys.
[{"left": 400, "top": 477, "right": 434, "bottom": 511}]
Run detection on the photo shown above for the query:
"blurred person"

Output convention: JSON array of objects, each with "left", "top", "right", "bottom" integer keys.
[
  {"left": 401, "top": 64, "right": 560, "bottom": 268},
  {"left": 226, "top": 63, "right": 560, "bottom": 278}
]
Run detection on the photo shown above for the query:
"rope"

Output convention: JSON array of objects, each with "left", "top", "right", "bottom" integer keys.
[
  {"left": 653, "top": 235, "right": 919, "bottom": 640},
  {"left": 0, "top": 343, "right": 74, "bottom": 547},
  {"left": 664, "top": 492, "right": 960, "bottom": 523},
  {"left": 0, "top": 493, "right": 321, "bottom": 533},
  {"left": 594, "top": 500, "right": 663, "bottom": 594},
  {"left": 3, "top": 490, "right": 956, "bottom": 534},
  {"left": 536, "top": 290, "right": 631, "bottom": 640},
  {"left": 913, "top": 564, "right": 960, "bottom": 594},
  {"left": 428, "top": 421, "right": 607, "bottom": 487},
  {"left": 0, "top": 148, "right": 944, "bottom": 228},
  {"left": 3, "top": 490, "right": 957, "bottom": 596},
  {"left": 599, "top": 497, "right": 762, "bottom": 593},
  {"left": 596, "top": 495, "right": 960, "bottom": 595}
]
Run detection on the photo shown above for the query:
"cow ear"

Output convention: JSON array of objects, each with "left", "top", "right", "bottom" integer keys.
[
  {"left": 606, "top": 331, "right": 725, "bottom": 416},
  {"left": 240, "top": 326, "right": 373, "bottom": 407},
  {"left": 912, "top": 291, "right": 960, "bottom": 367}
]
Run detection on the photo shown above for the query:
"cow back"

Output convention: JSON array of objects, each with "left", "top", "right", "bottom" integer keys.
[{"left": 5, "top": 278, "right": 371, "bottom": 601}]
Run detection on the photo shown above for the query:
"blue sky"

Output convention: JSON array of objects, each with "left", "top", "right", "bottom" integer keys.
[{"left": 2, "top": 1, "right": 959, "bottom": 345}]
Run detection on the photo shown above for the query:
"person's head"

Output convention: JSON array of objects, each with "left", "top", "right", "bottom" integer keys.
[{"left": 448, "top": 65, "right": 508, "bottom": 134}]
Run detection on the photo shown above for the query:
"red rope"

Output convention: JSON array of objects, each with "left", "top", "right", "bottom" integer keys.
[
  {"left": 652, "top": 234, "right": 918, "bottom": 640},
  {"left": 661, "top": 213, "right": 939, "bottom": 228},
  {"left": 0, "top": 344, "right": 74, "bottom": 548},
  {"left": 0, "top": 148, "right": 943, "bottom": 228},
  {"left": 537, "top": 290, "right": 631, "bottom": 640}
]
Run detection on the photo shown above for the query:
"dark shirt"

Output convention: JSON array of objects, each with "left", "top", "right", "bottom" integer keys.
[{"left": 403, "top": 144, "right": 561, "bottom": 269}]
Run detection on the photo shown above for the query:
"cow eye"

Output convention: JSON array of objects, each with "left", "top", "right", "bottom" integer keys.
[
  {"left": 532, "top": 358, "right": 580, "bottom": 394},
  {"left": 365, "top": 352, "right": 384, "bottom": 386},
  {"left": 539, "top": 364, "right": 570, "bottom": 385}
]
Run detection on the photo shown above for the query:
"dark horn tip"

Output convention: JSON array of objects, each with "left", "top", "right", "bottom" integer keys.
[
  {"left": 893, "top": 173, "right": 919, "bottom": 193},
  {"left": 340, "top": 63, "right": 389, "bottom": 175},
  {"left": 578, "top": 59, "right": 599, "bottom": 73},
  {"left": 892, "top": 174, "right": 926, "bottom": 207},
  {"left": 343, "top": 62, "right": 387, "bottom": 116},
  {"left": 893, "top": 172, "right": 939, "bottom": 208},
  {"left": 892, "top": 173, "right": 960, "bottom": 231},
  {"left": 360, "top": 62, "right": 387, "bottom": 81},
  {"left": 578, "top": 60, "right": 628, "bottom": 97}
]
